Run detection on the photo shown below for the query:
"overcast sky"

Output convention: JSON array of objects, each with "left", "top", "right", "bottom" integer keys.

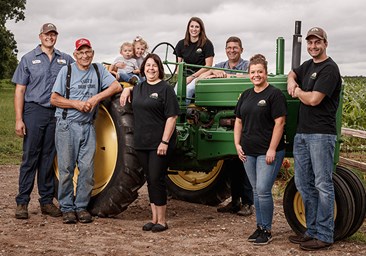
[{"left": 6, "top": 0, "right": 365, "bottom": 76}]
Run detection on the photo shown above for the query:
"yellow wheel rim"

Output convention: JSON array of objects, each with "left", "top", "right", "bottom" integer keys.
[
  {"left": 293, "top": 191, "right": 338, "bottom": 228},
  {"left": 293, "top": 192, "right": 306, "bottom": 227},
  {"left": 93, "top": 104, "right": 118, "bottom": 195},
  {"left": 168, "top": 160, "right": 224, "bottom": 191},
  {"left": 54, "top": 104, "right": 118, "bottom": 196}
]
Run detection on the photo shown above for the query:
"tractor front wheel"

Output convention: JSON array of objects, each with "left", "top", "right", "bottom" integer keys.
[{"left": 165, "top": 159, "right": 236, "bottom": 206}]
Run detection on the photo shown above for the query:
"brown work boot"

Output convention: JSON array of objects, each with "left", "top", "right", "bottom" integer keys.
[
  {"left": 41, "top": 203, "right": 62, "bottom": 217},
  {"left": 288, "top": 234, "right": 313, "bottom": 244},
  {"left": 237, "top": 204, "right": 254, "bottom": 216},
  {"left": 76, "top": 210, "right": 93, "bottom": 223},
  {"left": 217, "top": 200, "right": 241, "bottom": 213},
  {"left": 300, "top": 238, "right": 332, "bottom": 251},
  {"left": 63, "top": 211, "right": 77, "bottom": 224},
  {"left": 15, "top": 204, "right": 29, "bottom": 219}
]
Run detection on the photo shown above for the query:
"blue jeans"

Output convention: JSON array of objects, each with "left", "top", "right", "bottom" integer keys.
[
  {"left": 243, "top": 149, "right": 285, "bottom": 231},
  {"left": 174, "top": 78, "right": 197, "bottom": 104},
  {"left": 294, "top": 133, "right": 336, "bottom": 244},
  {"left": 16, "top": 103, "right": 56, "bottom": 205},
  {"left": 117, "top": 70, "right": 140, "bottom": 84},
  {"left": 55, "top": 119, "right": 96, "bottom": 213},
  {"left": 186, "top": 78, "right": 197, "bottom": 104}
]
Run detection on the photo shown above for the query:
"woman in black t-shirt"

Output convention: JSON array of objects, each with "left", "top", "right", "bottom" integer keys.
[
  {"left": 234, "top": 54, "right": 287, "bottom": 245},
  {"left": 174, "top": 17, "right": 215, "bottom": 103},
  {"left": 120, "top": 53, "right": 179, "bottom": 233}
]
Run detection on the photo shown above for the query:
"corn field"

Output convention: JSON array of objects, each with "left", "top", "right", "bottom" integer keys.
[{"left": 340, "top": 77, "right": 366, "bottom": 164}]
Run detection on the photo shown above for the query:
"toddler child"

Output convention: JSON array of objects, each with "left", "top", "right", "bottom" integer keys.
[
  {"left": 132, "top": 36, "right": 149, "bottom": 68},
  {"left": 109, "top": 42, "right": 140, "bottom": 85}
]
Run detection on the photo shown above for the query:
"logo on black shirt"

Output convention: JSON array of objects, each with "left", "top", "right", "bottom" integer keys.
[
  {"left": 196, "top": 48, "right": 202, "bottom": 54},
  {"left": 257, "top": 99, "right": 267, "bottom": 107},
  {"left": 149, "top": 93, "right": 158, "bottom": 99}
]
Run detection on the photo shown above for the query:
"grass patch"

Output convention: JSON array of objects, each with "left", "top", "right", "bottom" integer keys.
[
  {"left": 346, "top": 228, "right": 366, "bottom": 243},
  {"left": 0, "top": 79, "right": 22, "bottom": 164}
]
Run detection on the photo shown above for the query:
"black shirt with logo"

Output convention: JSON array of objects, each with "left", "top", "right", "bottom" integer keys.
[
  {"left": 174, "top": 39, "right": 215, "bottom": 73},
  {"left": 234, "top": 84, "right": 287, "bottom": 156},
  {"left": 132, "top": 80, "right": 180, "bottom": 150},
  {"left": 293, "top": 57, "right": 341, "bottom": 135}
]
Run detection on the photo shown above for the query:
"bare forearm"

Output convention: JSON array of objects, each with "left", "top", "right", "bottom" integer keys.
[
  {"left": 90, "top": 81, "right": 122, "bottom": 104},
  {"left": 50, "top": 92, "right": 79, "bottom": 109},
  {"left": 234, "top": 118, "right": 242, "bottom": 146},
  {"left": 287, "top": 70, "right": 299, "bottom": 96},
  {"left": 294, "top": 87, "right": 325, "bottom": 106},
  {"left": 162, "top": 116, "right": 178, "bottom": 142},
  {"left": 14, "top": 85, "right": 25, "bottom": 121},
  {"left": 268, "top": 118, "right": 285, "bottom": 151}
]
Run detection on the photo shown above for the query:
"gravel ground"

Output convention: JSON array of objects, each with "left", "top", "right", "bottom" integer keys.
[{"left": 0, "top": 165, "right": 365, "bottom": 256}]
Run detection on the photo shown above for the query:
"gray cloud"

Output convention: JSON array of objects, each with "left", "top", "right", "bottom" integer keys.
[{"left": 6, "top": 0, "right": 365, "bottom": 76}]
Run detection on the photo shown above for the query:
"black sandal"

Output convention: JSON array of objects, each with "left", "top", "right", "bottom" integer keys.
[
  {"left": 151, "top": 223, "right": 168, "bottom": 232},
  {"left": 142, "top": 222, "right": 155, "bottom": 231}
]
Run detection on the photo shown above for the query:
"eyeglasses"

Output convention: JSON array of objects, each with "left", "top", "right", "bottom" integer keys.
[{"left": 75, "top": 50, "right": 93, "bottom": 58}]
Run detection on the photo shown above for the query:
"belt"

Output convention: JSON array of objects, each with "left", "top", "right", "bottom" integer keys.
[
  {"left": 26, "top": 102, "right": 55, "bottom": 110},
  {"left": 77, "top": 120, "right": 94, "bottom": 125}
]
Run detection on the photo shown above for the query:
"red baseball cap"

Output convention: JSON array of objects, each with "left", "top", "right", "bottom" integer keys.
[{"left": 75, "top": 38, "right": 92, "bottom": 50}]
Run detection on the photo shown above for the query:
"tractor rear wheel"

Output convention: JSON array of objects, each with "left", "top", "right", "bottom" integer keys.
[
  {"left": 283, "top": 172, "right": 355, "bottom": 241},
  {"left": 54, "top": 95, "right": 145, "bottom": 217},
  {"left": 335, "top": 165, "right": 366, "bottom": 238},
  {"left": 165, "top": 159, "right": 233, "bottom": 206}
]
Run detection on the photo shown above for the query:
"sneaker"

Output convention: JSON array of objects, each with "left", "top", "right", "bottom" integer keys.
[
  {"left": 237, "top": 204, "right": 254, "bottom": 216},
  {"left": 15, "top": 204, "right": 29, "bottom": 219},
  {"left": 41, "top": 203, "right": 62, "bottom": 217},
  {"left": 300, "top": 238, "right": 332, "bottom": 251},
  {"left": 217, "top": 200, "right": 241, "bottom": 213},
  {"left": 253, "top": 229, "right": 272, "bottom": 245},
  {"left": 63, "top": 211, "right": 77, "bottom": 224},
  {"left": 288, "top": 234, "right": 313, "bottom": 244},
  {"left": 76, "top": 210, "right": 93, "bottom": 223},
  {"left": 248, "top": 226, "right": 262, "bottom": 242}
]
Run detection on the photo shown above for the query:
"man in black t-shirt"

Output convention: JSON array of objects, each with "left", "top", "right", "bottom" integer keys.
[{"left": 287, "top": 27, "right": 342, "bottom": 251}]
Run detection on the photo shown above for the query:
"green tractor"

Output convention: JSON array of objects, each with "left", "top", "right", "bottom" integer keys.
[{"left": 54, "top": 21, "right": 365, "bottom": 241}]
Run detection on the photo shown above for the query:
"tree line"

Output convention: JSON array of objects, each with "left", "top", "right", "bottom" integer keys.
[{"left": 0, "top": 0, "right": 26, "bottom": 79}]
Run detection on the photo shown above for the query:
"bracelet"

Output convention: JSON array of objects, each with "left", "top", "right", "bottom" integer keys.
[{"left": 161, "top": 140, "right": 169, "bottom": 145}]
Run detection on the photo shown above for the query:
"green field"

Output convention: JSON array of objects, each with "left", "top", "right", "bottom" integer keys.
[{"left": 0, "top": 79, "right": 22, "bottom": 164}]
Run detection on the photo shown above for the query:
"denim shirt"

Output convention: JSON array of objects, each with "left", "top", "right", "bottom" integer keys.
[
  {"left": 214, "top": 58, "right": 249, "bottom": 74},
  {"left": 12, "top": 45, "right": 74, "bottom": 108}
]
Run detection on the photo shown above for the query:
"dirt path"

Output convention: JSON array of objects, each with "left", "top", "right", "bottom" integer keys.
[{"left": 0, "top": 165, "right": 365, "bottom": 256}]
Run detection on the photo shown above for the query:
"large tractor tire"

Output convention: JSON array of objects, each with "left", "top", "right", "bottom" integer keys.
[
  {"left": 165, "top": 159, "right": 235, "bottom": 206},
  {"left": 335, "top": 165, "right": 366, "bottom": 238},
  {"left": 283, "top": 172, "right": 355, "bottom": 241},
  {"left": 54, "top": 95, "right": 145, "bottom": 217}
]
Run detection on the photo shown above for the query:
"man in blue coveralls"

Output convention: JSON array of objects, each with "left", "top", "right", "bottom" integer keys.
[{"left": 12, "top": 23, "right": 74, "bottom": 219}]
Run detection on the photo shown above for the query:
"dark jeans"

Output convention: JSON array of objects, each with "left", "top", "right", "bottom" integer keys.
[
  {"left": 228, "top": 158, "right": 253, "bottom": 205},
  {"left": 16, "top": 103, "right": 56, "bottom": 205}
]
